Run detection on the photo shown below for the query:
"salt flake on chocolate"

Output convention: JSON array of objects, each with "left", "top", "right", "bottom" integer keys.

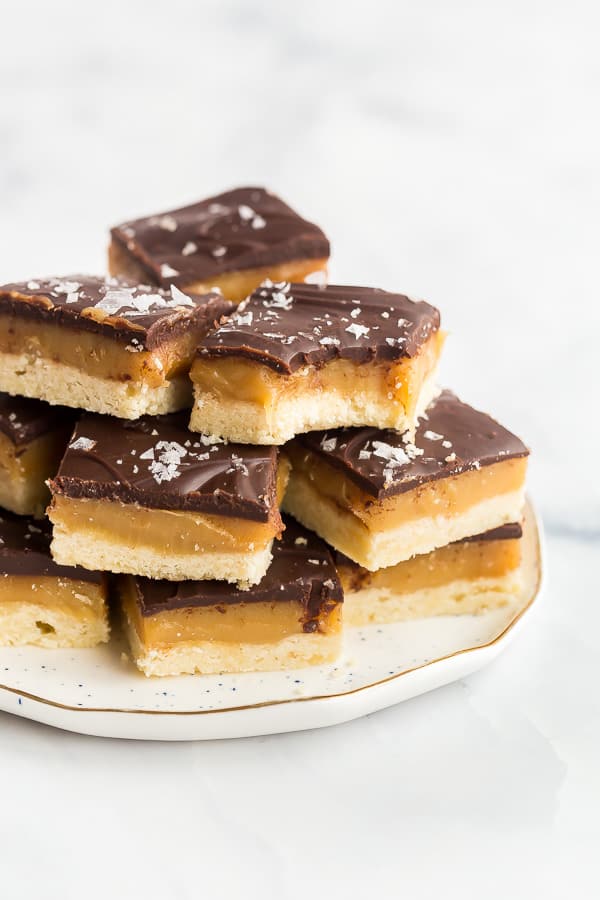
[
  {"left": 320, "top": 436, "right": 337, "bottom": 452},
  {"left": 423, "top": 430, "right": 443, "bottom": 441},
  {"left": 69, "top": 437, "right": 96, "bottom": 451},
  {"left": 170, "top": 285, "right": 194, "bottom": 307},
  {"left": 149, "top": 441, "right": 188, "bottom": 484},
  {"left": 346, "top": 323, "right": 370, "bottom": 339}
]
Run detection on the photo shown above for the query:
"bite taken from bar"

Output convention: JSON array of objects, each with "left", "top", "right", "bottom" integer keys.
[
  {"left": 109, "top": 187, "right": 330, "bottom": 303},
  {"left": 0, "top": 512, "right": 109, "bottom": 649},
  {"left": 190, "top": 282, "right": 443, "bottom": 444},
  {"left": 118, "top": 517, "right": 343, "bottom": 677},
  {"left": 0, "top": 276, "right": 232, "bottom": 419},
  {"left": 336, "top": 523, "right": 524, "bottom": 627},
  {"left": 47, "top": 413, "right": 289, "bottom": 587},
  {"left": 283, "top": 391, "right": 529, "bottom": 571},
  {"left": 0, "top": 393, "right": 76, "bottom": 517}
]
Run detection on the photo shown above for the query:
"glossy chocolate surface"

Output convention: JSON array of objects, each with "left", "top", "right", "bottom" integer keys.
[
  {"left": 129, "top": 517, "right": 342, "bottom": 632},
  {"left": 296, "top": 390, "right": 529, "bottom": 499},
  {"left": 197, "top": 282, "right": 440, "bottom": 374},
  {"left": 50, "top": 413, "right": 280, "bottom": 522},
  {"left": 0, "top": 512, "right": 102, "bottom": 583},
  {"left": 0, "top": 392, "right": 75, "bottom": 448},
  {"left": 0, "top": 275, "right": 232, "bottom": 350},
  {"left": 110, "top": 187, "right": 330, "bottom": 288}
]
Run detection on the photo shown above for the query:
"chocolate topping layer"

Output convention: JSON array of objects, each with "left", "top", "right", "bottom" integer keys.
[
  {"left": 50, "top": 413, "right": 281, "bottom": 522},
  {"left": 0, "top": 512, "right": 102, "bottom": 583},
  {"left": 197, "top": 282, "right": 440, "bottom": 374},
  {"left": 461, "top": 522, "right": 523, "bottom": 543},
  {"left": 0, "top": 392, "right": 76, "bottom": 448},
  {"left": 0, "top": 276, "right": 232, "bottom": 350},
  {"left": 130, "top": 517, "right": 342, "bottom": 632},
  {"left": 296, "top": 390, "right": 529, "bottom": 499},
  {"left": 111, "top": 187, "right": 329, "bottom": 289}
]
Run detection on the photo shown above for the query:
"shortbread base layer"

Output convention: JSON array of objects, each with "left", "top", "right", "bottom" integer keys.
[
  {"left": 50, "top": 526, "right": 274, "bottom": 587},
  {"left": 123, "top": 614, "right": 342, "bottom": 677},
  {"left": 0, "top": 351, "right": 191, "bottom": 419},
  {"left": 190, "top": 361, "right": 440, "bottom": 445},
  {"left": 283, "top": 478, "right": 526, "bottom": 570},
  {"left": 109, "top": 239, "right": 328, "bottom": 303},
  {"left": 0, "top": 577, "right": 109, "bottom": 648},
  {"left": 343, "top": 574, "right": 522, "bottom": 627}
]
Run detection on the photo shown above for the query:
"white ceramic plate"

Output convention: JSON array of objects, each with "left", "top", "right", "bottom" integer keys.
[{"left": 0, "top": 501, "right": 543, "bottom": 741}]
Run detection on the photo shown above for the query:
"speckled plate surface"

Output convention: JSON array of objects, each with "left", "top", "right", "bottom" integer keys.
[{"left": 0, "top": 501, "right": 542, "bottom": 741}]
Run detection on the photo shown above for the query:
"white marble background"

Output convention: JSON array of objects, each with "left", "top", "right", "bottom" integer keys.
[{"left": 0, "top": 2, "right": 598, "bottom": 898}]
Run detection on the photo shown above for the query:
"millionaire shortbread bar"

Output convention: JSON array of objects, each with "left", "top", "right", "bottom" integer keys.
[
  {"left": 109, "top": 187, "right": 330, "bottom": 302},
  {"left": 336, "top": 523, "right": 523, "bottom": 626},
  {"left": 190, "top": 283, "right": 443, "bottom": 444},
  {"left": 0, "top": 276, "right": 232, "bottom": 419},
  {"left": 48, "top": 412, "right": 289, "bottom": 586},
  {"left": 118, "top": 518, "right": 342, "bottom": 677},
  {"left": 283, "top": 391, "right": 529, "bottom": 570},
  {"left": 0, "top": 512, "right": 108, "bottom": 648},
  {"left": 0, "top": 393, "right": 75, "bottom": 517}
]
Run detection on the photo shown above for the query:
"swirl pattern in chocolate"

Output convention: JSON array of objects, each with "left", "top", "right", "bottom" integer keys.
[
  {"left": 0, "top": 512, "right": 102, "bottom": 583},
  {"left": 110, "top": 187, "right": 330, "bottom": 288},
  {"left": 197, "top": 282, "right": 440, "bottom": 374},
  {"left": 50, "top": 413, "right": 281, "bottom": 522},
  {"left": 131, "top": 517, "right": 342, "bottom": 632},
  {"left": 0, "top": 392, "right": 76, "bottom": 448},
  {"left": 0, "top": 275, "right": 232, "bottom": 350},
  {"left": 296, "top": 390, "right": 529, "bottom": 498}
]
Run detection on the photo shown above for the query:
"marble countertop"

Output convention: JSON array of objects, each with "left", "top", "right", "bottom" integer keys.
[{"left": 0, "top": 1, "right": 598, "bottom": 897}]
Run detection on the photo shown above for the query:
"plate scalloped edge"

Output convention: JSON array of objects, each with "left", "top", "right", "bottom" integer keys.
[{"left": 0, "top": 499, "right": 544, "bottom": 741}]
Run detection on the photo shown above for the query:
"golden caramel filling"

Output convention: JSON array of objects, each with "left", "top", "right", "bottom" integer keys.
[
  {"left": 50, "top": 460, "right": 288, "bottom": 553},
  {"left": 286, "top": 446, "right": 528, "bottom": 532},
  {"left": 121, "top": 578, "right": 342, "bottom": 648},
  {"left": 191, "top": 331, "right": 444, "bottom": 411},
  {"left": 109, "top": 239, "right": 328, "bottom": 303},
  {"left": 0, "top": 575, "right": 106, "bottom": 620},
  {"left": 50, "top": 496, "right": 280, "bottom": 554},
  {"left": 0, "top": 314, "right": 202, "bottom": 385},
  {"left": 0, "top": 427, "right": 73, "bottom": 515},
  {"left": 339, "top": 537, "right": 522, "bottom": 596}
]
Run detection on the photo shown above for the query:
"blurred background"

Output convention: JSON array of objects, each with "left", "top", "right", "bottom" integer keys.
[
  {"left": 1, "top": 3, "right": 599, "bottom": 898},
  {"left": 2, "top": 1, "right": 598, "bottom": 532}
]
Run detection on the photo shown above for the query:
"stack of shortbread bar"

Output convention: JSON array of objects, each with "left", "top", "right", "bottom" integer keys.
[{"left": 0, "top": 187, "right": 529, "bottom": 676}]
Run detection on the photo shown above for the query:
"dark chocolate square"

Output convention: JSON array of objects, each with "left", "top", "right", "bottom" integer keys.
[
  {"left": 0, "top": 275, "right": 232, "bottom": 350},
  {"left": 110, "top": 187, "right": 330, "bottom": 289},
  {"left": 197, "top": 282, "right": 441, "bottom": 374},
  {"left": 130, "top": 516, "right": 342, "bottom": 633},
  {"left": 50, "top": 412, "right": 281, "bottom": 522},
  {"left": 295, "top": 390, "right": 529, "bottom": 498},
  {"left": 0, "top": 392, "right": 76, "bottom": 448}
]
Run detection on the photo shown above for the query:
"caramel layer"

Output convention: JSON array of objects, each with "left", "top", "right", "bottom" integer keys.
[
  {"left": 286, "top": 447, "right": 528, "bottom": 532},
  {"left": 0, "top": 427, "right": 72, "bottom": 516},
  {"left": 0, "top": 575, "right": 106, "bottom": 620},
  {"left": 191, "top": 330, "right": 443, "bottom": 413},
  {"left": 0, "top": 314, "right": 200, "bottom": 386},
  {"left": 339, "top": 536, "right": 522, "bottom": 596},
  {"left": 121, "top": 578, "right": 342, "bottom": 648},
  {"left": 50, "top": 494, "right": 282, "bottom": 554},
  {"left": 109, "top": 238, "right": 328, "bottom": 303}
]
